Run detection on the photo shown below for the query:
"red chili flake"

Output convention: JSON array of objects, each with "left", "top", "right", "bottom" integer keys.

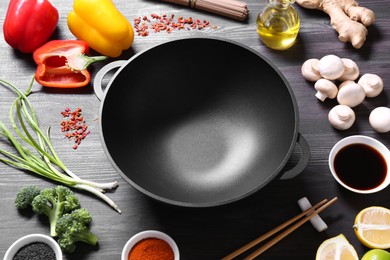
[
  {"left": 134, "top": 13, "right": 217, "bottom": 37},
  {"left": 60, "top": 107, "right": 90, "bottom": 149}
]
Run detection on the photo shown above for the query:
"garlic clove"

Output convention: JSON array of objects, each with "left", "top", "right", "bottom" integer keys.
[
  {"left": 338, "top": 58, "right": 359, "bottom": 81},
  {"left": 328, "top": 105, "right": 356, "bottom": 130},
  {"left": 337, "top": 81, "right": 366, "bottom": 107},
  {"left": 314, "top": 79, "right": 338, "bottom": 101},
  {"left": 301, "top": 58, "right": 322, "bottom": 81},
  {"left": 358, "top": 73, "right": 384, "bottom": 98},
  {"left": 369, "top": 107, "right": 390, "bottom": 133},
  {"left": 318, "top": 55, "right": 345, "bottom": 80}
]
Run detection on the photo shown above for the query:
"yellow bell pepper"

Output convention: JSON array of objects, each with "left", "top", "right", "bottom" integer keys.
[{"left": 68, "top": 0, "right": 134, "bottom": 58}]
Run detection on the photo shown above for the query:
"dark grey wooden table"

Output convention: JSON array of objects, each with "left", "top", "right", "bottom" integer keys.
[{"left": 1, "top": 0, "right": 389, "bottom": 259}]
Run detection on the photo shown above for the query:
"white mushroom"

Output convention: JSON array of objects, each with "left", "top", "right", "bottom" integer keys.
[
  {"left": 314, "top": 79, "right": 338, "bottom": 101},
  {"left": 338, "top": 58, "right": 360, "bottom": 81},
  {"left": 301, "top": 58, "right": 322, "bottom": 81},
  {"left": 318, "top": 55, "right": 345, "bottom": 80},
  {"left": 328, "top": 105, "right": 356, "bottom": 130},
  {"left": 337, "top": 81, "right": 366, "bottom": 107},
  {"left": 358, "top": 73, "right": 384, "bottom": 98},
  {"left": 369, "top": 107, "right": 390, "bottom": 133}
]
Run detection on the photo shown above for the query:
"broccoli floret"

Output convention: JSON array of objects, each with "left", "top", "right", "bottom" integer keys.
[
  {"left": 15, "top": 186, "right": 41, "bottom": 209},
  {"left": 56, "top": 208, "right": 98, "bottom": 253},
  {"left": 31, "top": 185, "right": 80, "bottom": 237}
]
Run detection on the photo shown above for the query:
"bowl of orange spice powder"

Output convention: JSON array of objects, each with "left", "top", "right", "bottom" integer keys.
[{"left": 122, "top": 230, "right": 180, "bottom": 260}]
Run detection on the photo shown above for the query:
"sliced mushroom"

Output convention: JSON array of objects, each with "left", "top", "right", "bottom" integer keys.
[
  {"left": 337, "top": 81, "right": 366, "bottom": 107},
  {"left": 328, "top": 105, "right": 356, "bottom": 130},
  {"left": 301, "top": 58, "right": 321, "bottom": 81},
  {"left": 338, "top": 58, "right": 359, "bottom": 81},
  {"left": 358, "top": 73, "right": 384, "bottom": 98},
  {"left": 314, "top": 79, "right": 338, "bottom": 101},
  {"left": 369, "top": 107, "right": 390, "bottom": 133},
  {"left": 318, "top": 55, "right": 345, "bottom": 80}
]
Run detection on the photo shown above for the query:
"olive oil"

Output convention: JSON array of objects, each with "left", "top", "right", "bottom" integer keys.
[{"left": 257, "top": 0, "right": 300, "bottom": 50}]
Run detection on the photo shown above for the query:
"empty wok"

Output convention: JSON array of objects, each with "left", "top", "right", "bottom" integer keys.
[{"left": 94, "top": 37, "right": 309, "bottom": 207}]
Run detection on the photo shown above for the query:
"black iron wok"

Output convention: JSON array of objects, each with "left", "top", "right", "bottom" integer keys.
[{"left": 94, "top": 37, "right": 309, "bottom": 207}]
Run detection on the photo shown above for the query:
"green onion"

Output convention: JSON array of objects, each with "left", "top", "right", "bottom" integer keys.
[{"left": 0, "top": 78, "right": 121, "bottom": 213}]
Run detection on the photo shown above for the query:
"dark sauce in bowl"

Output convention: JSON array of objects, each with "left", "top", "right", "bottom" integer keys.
[{"left": 334, "top": 143, "right": 387, "bottom": 191}]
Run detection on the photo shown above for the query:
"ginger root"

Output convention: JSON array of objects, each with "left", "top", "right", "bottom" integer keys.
[{"left": 296, "top": 0, "right": 375, "bottom": 49}]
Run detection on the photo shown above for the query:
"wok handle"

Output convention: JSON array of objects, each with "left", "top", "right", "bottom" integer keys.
[
  {"left": 279, "top": 133, "right": 310, "bottom": 180},
  {"left": 93, "top": 60, "right": 127, "bottom": 100}
]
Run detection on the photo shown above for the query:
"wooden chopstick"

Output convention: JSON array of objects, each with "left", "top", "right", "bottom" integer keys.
[{"left": 222, "top": 197, "right": 337, "bottom": 260}]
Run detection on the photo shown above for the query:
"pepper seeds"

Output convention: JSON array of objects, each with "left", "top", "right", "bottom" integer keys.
[{"left": 134, "top": 13, "right": 217, "bottom": 36}]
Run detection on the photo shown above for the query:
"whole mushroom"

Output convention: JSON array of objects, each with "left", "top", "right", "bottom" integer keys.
[
  {"left": 318, "top": 55, "right": 345, "bottom": 80},
  {"left": 328, "top": 105, "right": 356, "bottom": 130},
  {"left": 337, "top": 81, "right": 366, "bottom": 107},
  {"left": 301, "top": 58, "right": 322, "bottom": 81},
  {"left": 369, "top": 107, "right": 390, "bottom": 133},
  {"left": 338, "top": 58, "right": 359, "bottom": 81},
  {"left": 358, "top": 73, "right": 384, "bottom": 98},
  {"left": 314, "top": 79, "right": 338, "bottom": 101}
]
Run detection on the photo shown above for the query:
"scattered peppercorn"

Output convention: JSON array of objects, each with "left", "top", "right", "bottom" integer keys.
[
  {"left": 60, "top": 107, "right": 90, "bottom": 149},
  {"left": 134, "top": 13, "right": 217, "bottom": 36},
  {"left": 13, "top": 242, "right": 56, "bottom": 260}
]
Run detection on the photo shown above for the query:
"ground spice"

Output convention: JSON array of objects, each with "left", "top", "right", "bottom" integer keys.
[
  {"left": 134, "top": 13, "right": 217, "bottom": 37},
  {"left": 128, "top": 238, "right": 174, "bottom": 260},
  {"left": 13, "top": 242, "right": 56, "bottom": 260},
  {"left": 60, "top": 107, "right": 90, "bottom": 149}
]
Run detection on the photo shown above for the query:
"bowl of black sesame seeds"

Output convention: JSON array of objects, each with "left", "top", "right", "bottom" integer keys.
[{"left": 4, "top": 233, "right": 62, "bottom": 260}]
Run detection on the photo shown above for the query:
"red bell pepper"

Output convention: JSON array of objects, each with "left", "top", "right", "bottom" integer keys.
[
  {"left": 33, "top": 40, "right": 107, "bottom": 88},
  {"left": 3, "top": 0, "right": 59, "bottom": 53}
]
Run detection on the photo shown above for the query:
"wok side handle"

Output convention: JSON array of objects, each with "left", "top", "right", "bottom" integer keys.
[
  {"left": 93, "top": 60, "right": 127, "bottom": 100},
  {"left": 279, "top": 133, "right": 310, "bottom": 180}
]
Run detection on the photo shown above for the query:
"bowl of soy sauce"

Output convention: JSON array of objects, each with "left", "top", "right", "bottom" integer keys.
[{"left": 329, "top": 135, "right": 390, "bottom": 194}]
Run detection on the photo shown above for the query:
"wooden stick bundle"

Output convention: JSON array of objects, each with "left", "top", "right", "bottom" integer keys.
[{"left": 161, "top": 0, "right": 249, "bottom": 21}]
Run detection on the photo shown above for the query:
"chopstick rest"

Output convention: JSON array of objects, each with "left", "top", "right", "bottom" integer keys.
[
  {"left": 298, "top": 197, "right": 328, "bottom": 232},
  {"left": 222, "top": 197, "right": 337, "bottom": 260}
]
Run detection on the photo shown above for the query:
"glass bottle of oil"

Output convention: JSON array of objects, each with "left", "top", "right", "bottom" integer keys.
[{"left": 256, "top": 0, "right": 300, "bottom": 50}]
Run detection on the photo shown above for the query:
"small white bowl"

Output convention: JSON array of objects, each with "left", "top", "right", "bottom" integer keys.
[
  {"left": 122, "top": 230, "right": 180, "bottom": 260},
  {"left": 329, "top": 135, "right": 390, "bottom": 194},
  {"left": 4, "top": 233, "right": 62, "bottom": 260}
]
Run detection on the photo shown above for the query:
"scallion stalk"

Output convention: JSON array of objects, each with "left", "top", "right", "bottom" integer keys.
[{"left": 0, "top": 78, "right": 121, "bottom": 213}]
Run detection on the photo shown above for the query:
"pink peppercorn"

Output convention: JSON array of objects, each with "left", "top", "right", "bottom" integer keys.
[
  {"left": 134, "top": 13, "right": 217, "bottom": 37},
  {"left": 60, "top": 107, "right": 90, "bottom": 149}
]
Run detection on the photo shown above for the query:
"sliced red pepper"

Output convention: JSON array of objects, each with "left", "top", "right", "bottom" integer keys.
[
  {"left": 33, "top": 40, "right": 107, "bottom": 88},
  {"left": 3, "top": 0, "right": 59, "bottom": 53}
]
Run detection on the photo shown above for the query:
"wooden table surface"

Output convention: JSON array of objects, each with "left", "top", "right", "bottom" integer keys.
[{"left": 1, "top": 0, "right": 390, "bottom": 259}]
